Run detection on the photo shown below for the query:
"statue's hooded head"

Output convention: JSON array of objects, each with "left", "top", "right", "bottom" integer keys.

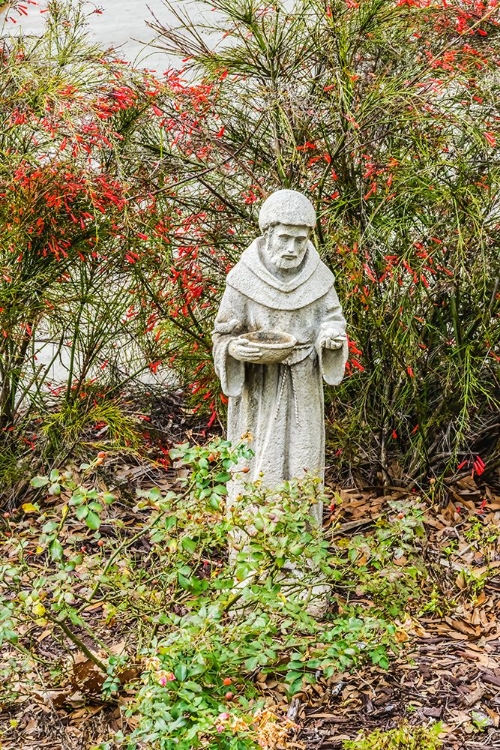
[{"left": 258, "top": 190, "right": 316, "bottom": 272}]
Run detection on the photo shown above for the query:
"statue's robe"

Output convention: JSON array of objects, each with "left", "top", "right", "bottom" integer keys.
[{"left": 212, "top": 238, "right": 347, "bottom": 522}]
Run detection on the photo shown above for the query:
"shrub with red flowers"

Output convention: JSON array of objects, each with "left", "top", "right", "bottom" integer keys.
[
  {"left": 1, "top": 0, "right": 499, "bottom": 490},
  {"left": 149, "top": 0, "right": 500, "bottom": 484},
  {"left": 0, "top": 1, "right": 173, "bottom": 485}
]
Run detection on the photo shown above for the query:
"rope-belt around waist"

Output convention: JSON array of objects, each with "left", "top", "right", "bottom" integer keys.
[{"left": 274, "top": 353, "right": 313, "bottom": 426}]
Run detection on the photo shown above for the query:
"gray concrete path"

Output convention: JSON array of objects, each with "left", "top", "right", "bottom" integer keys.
[{"left": 2, "top": 0, "right": 214, "bottom": 70}]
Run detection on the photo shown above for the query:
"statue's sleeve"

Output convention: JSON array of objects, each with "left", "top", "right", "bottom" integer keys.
[
  {"left": 315, "top": 285, "right": 348, "bottom": 386},
  {"left": 212, "top": 285, "right": 246, "bottom": 398}
]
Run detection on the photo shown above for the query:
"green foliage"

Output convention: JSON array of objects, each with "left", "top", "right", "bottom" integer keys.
[
  {"left": 418, "top": 585, "right": 456, "bottom": 618},
  {"left": 122, "top": 442, "right": 399, "bottom": 749},
  {"left": 332, "top": 501, "right": 426, "bottom": 616},
  {"left": 0, "top": 463, "right": 118, "bottom": 649},
  {"left": 470, "top": 710, "right": 492, "bottom": 732},
  {"left": 0, "top": 1, "right": 170, "bottom": 489},
  {"left": 1, "top": 440, "right": 415, "bottom": 749},
  {"left": 41, "top": 397, "right": 140, "bottom": 455},
  {"left": 30, "top": 465, "right": 115, "bottom": 537},
  {"left": 343, "top": 722, "right": 443, "bottom": 750}
]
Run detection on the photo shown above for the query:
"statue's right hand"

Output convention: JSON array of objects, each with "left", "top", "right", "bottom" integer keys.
[{"left": 228, "top": 338, "right": 263, "bottom": 362}]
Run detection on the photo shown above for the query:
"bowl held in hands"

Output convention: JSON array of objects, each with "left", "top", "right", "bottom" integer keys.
[{"left": 238, "top": 330, "right": 297, "bottom": 364}]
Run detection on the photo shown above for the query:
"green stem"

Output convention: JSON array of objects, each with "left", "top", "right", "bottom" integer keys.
[{"left": 55, "top": 617, "right": 108, "bottom": 674}]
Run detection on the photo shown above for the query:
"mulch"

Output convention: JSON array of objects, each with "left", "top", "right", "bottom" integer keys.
[
  {"left": 297, "top": 635, "right": 500, "bottom": 749},
  {"left": 295, "top": 478, "right": 500, "bottom": 749}
]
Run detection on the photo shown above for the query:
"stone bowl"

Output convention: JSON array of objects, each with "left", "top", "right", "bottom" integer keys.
[{"left": 238, "top": 330, "right": 297, "bottom": 364}]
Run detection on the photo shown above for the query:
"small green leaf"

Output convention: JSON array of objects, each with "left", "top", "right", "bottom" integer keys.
[
  {"left": 244, "top": 655, "right": 260, "bottom": 671},
  {"left": 169, "top": 447, "right": 186, "bottom": 459},
  {"left": 174, "top": 663, "right": 188, "bottom": 681},
  {"left": 31, "top": 476, "right": 49, "bottom": 488},
  {"left": 150, "top": 530, "right": 166, "bottom": 543},
  {"left": 213, "top": 484, "right": 228, "bottom": 496},
  {"left": 69, "top": 491, "right": 85, "bottom": 506},
  {"left": 68, "top": 609, "right": 83, "bottom": 626},
  {"left": 85, "top": 510, "right": 101, "bottom": 530},
  {"left": 209, "top": 495, "right": 221, "bottom": 510},
  {"left": 178, "top": 573, "right": 193, "bottom": 590},
  {"left": 181, "top": 537, "right": 197, "bottom": 553},
  {"left": 215, "top": 472, "right": 231, "bottom": 483},
  {"left": 183, "top": 681, "right": 203, "bottom": 693},
  {"left": 288, "top": 679, "right": 304, "bottom": 696},
  {"left": 88, "top": 501, "right": 103, "bottom": 513},
  {"left": 76, "top": 505, "right": 89, "bottom": 521},
  {"left": 49, "top": 539, "right": 63, "bottom": 562}
]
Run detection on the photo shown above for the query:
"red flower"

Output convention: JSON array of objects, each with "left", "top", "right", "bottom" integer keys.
[
  {"left": 484, "top": 132, "right": 496, "bottom": 148},
  {"left": 473, "top": 455, "right": 486, "bottom": 476},
  {"left": 363, "top": 182, "right": 377, "bottom": 200}
]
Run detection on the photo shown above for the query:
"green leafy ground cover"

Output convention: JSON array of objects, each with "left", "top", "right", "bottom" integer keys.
[{"left": 1, "top": 442, "right": 500, "bottom": 749}]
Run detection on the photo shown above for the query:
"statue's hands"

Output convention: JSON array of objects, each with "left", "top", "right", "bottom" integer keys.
[
  {"left": 321, "top": 332, "right": 347, "bottom": 351},
  {"left": 228, "top": 338, "right": 263, "bottom": 362}
]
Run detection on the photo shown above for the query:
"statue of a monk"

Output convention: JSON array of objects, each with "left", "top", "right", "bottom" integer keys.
[{"left": 212, "top": 189, "right": 348, "bottom": 523}]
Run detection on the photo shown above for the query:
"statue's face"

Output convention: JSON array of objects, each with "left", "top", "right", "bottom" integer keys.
[{"left": 265, "top": 223, "right": 310, "bottom": 271}]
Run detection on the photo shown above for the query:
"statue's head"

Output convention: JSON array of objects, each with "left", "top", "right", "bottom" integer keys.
[{"left": 259, "top": 190, "right": 316, "bottom": 271}]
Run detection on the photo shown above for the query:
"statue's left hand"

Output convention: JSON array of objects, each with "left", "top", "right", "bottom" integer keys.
[
  {"left": 321, "top": 333, "right": 347, "bottom": 350},
  {"left": 228, "top": 338, "right": 264, "bottom": 362}
]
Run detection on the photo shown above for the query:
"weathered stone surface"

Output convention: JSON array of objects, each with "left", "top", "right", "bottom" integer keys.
[{"left": 212, "top": 189, "right": 347, "bottom": 522}]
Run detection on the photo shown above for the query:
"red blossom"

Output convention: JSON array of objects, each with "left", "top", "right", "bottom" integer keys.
[
  {"left": 148, "top": 360, "right": 162, "bottom": 374},
  {"left": 473, "top": 455, "right": 486, "bottom": 476},
  {"left": 363, "top": 182, "right": 377, "bottom": 200},
  {"left": 484, "top": 131, "right": 496, "bottom": 147}
]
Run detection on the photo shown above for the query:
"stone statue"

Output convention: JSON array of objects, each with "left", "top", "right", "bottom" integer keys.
[{"left": 212, "top": 189, "right": 348, "bottom": 523}]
